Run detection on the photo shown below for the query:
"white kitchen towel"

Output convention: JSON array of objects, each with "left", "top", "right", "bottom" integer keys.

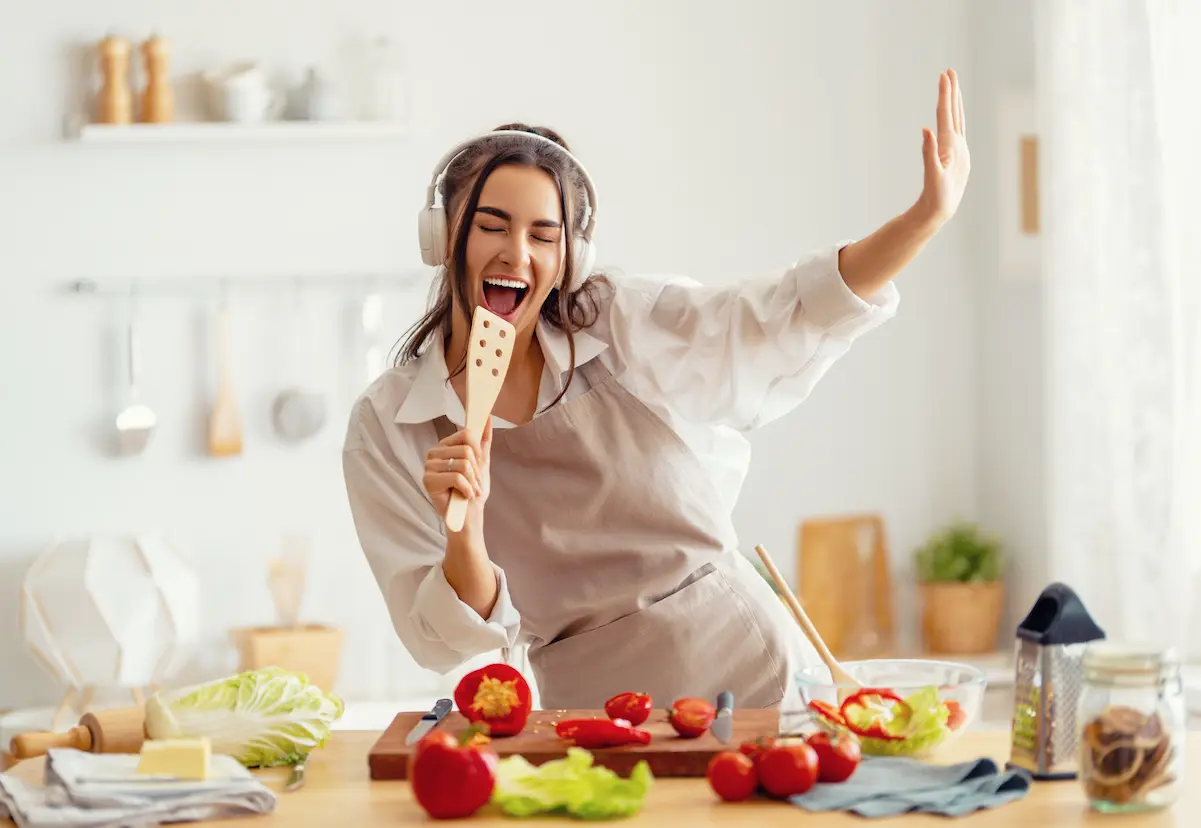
[{"left": 0, "top": 748, "right": 277, "bottom": 828}]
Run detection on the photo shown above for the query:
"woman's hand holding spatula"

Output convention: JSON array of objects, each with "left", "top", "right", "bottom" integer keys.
[{"left": 423, "top": 418, "right": 493, "bottom": 531}]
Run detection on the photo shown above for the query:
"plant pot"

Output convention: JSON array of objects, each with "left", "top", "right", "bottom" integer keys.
[
  {"left": 229, "top": 624, "right": 343, "bottom": 692},
  {"left": 920, "top": 581, "right": 1004, "bottom": 655}
]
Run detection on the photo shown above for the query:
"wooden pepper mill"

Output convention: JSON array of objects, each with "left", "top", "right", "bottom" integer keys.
[
  {"left": 97, "top": 34, "right": 132, "bottom": 124},
  {"left": 139, "top": 34, "right": 174, "bottom": 123}
]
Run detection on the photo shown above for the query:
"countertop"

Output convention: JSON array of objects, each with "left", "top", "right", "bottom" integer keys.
[{"left": 4, "top": 730, "right": 1198, "bottom": 825}]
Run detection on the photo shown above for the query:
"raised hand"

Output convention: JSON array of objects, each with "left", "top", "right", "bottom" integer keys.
[{"left": 917, "top": 68, "right": 970, "bottom": 228}]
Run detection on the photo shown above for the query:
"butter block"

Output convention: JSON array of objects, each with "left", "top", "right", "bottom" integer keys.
[{"left": 136, "top": 737, "right": 211, "bottom": 780}]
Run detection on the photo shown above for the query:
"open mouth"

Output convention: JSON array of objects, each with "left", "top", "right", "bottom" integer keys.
[{"left": 481, "top": 276, "right": 530, "bottom": 320}]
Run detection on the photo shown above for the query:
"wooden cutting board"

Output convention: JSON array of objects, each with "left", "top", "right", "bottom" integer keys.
[{"left": 368, "top": 707, "right": 779, "bottom": 780}]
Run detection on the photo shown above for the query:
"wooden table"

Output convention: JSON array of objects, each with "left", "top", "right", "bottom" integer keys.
[{"left": 4, "top": 730, "right": 1198, "bottom": 825}]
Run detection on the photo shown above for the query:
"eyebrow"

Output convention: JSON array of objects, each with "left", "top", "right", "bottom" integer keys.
[{"left": 476, "top": 205, "right": 562, "bottom": 229}]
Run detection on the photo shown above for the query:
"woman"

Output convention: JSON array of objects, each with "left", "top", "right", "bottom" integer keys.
[{"left": 343, "top": 69, "right": 970, "bottom": 709}]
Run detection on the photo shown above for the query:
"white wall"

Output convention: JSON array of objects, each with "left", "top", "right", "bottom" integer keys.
[
  {"left": 0, "top": 0, "right": 982, "bottom": 709},
  {"left": 965, "top": 0, "right": 1047, "bottom": 638}
]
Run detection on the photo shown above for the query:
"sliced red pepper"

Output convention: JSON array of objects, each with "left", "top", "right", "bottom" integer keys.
[
  {"left": 838, "top": 688, "right": 912, "bottom": 742},
  {"left": 555, "top": 717, "right": 652, "bottom": 748},
  {"left": 808, "top": 700, "right": 847, "bottom": 727},
  {"left": 453, "top": 662, "right": 532, "bottom": 737}
]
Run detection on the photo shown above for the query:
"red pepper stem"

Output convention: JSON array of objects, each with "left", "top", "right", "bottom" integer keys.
[{"left": 460, "top": 722, "right": 491, "bottom": 745}]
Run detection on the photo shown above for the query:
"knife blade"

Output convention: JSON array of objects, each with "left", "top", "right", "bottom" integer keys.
[
  {"left": 711, "top": 690, "right": 734, "bottom": 743},
  {"left": 405, "top": 697, "right": 454, "bottom": 745},
  {"left": 284, "top": 760, "right": 306, "bottom": 792}
]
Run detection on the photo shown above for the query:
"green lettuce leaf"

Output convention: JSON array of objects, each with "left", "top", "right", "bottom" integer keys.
[
  {"left": 842, "top": 685, "right": 953, "bottom": 757},
  {"left": 491, "top": 747, "right": 653, "bottom": 820},
  {"left": 144, "top": 666, "right": 344, "bottom": 767}
]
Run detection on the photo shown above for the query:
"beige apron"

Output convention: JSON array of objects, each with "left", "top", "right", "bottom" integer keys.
[{"left": 435, "top": 357, "right": 815, "bottom": 710}]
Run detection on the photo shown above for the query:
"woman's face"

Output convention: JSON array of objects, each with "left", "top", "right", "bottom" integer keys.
[{"left": 460, "top": 164, "right": 566, "bottom": 335}]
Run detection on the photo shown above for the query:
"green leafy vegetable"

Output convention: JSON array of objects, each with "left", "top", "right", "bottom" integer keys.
[
  {"left": 144, "top": 666, "right": 345, "bottom": 767},
  {"left": 841, "top": 685, "right": 952, "bottom": 756},
  {"left": 491, "top": 747, "right": 653, "bottom": 820}
]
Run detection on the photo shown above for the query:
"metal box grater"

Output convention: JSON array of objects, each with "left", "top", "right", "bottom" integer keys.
[{"left": 1006, "top": 582, "right": 1105, "bottom": 780}]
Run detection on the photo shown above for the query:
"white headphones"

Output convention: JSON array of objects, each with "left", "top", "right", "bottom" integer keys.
[{"left": 417, "top": 129, "right": 598, "bottom": 292}]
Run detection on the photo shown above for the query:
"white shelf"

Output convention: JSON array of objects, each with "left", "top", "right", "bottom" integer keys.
[{"left": 71, "top": 121, "right": 412, "bottom": 144}]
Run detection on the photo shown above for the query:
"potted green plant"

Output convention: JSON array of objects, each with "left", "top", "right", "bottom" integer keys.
[{"left": 914, "top": 521, "right": 1004, "bottom": 655}]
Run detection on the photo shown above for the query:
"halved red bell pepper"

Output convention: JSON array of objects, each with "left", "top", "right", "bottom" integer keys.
[
  {"left": 555, "top": 717, "right": 652, "bottom": 749},
  {"left": 453, "top": 662, "right": 532, "bottom": 737},
  {"left": 838, "top": 688, "right": 911, "bottom": 742}
]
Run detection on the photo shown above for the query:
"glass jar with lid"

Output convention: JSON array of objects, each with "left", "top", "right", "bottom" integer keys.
[{"left": 1077, "top": 642, "right": 1185, "bottom": 813}]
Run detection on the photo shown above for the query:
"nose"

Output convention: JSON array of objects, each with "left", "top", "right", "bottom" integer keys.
[{"left": 497, "top": 230, "right": 531, "bottom": 268}]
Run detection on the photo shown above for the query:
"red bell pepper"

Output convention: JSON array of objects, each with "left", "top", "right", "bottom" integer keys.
[
  {"left": 807, "top": 700, "right": 847, "bottom": 727},
  {"left": 555, "top": 717, "right": 652, "bottom": 748},
  {"left": 837, "top": 688, "right": 911, "bottom": 742},
  {"left": 453, "top": 662, "right": 532, "bottom": 737},
  {"left": 604, "top": 691, "right": 653, "bottom": 726},
  {"left": 410, "top": 725, "right": 498, "bottom": 820}
]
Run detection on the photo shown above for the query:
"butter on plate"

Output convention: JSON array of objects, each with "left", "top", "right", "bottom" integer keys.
[{"left": 136, "top": 737, "right": 212, "bottom": 780}]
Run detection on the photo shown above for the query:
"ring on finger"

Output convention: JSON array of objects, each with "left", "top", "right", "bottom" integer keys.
[{"left": 445, "top": 458, "right": 454, "bottom": 472}]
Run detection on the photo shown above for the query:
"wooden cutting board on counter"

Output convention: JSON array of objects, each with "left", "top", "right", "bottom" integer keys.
[{"left": 368, "top": 707, "right": 779, "bottom": 780}]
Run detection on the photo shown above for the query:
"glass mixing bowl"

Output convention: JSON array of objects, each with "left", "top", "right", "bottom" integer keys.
[{"left": 782, "top": 658, "right": 988, "bottom": 759}]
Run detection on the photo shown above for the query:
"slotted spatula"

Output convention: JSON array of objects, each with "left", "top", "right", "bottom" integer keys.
[{"left": 445, "top": 306, "right": 515, "bottom": 532}]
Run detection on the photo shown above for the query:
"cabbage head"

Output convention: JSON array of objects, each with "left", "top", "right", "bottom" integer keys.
[{"left": 144, "top": 666, "right": 345, "bottom": 767}]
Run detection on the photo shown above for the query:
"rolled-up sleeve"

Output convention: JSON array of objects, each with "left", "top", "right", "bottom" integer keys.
[
  {"left": 342, "top": 404, "right": 521, "bottom": 674},
  {"left": 608, "top": 243, "right": 899, "bottom": 432}
]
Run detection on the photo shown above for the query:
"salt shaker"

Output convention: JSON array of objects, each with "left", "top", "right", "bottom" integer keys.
[
  {"left": 139, "top": 34, "right": 174, "bottom": 123},
  {"left": 1078, "top": 642, "right": 1185, "bottom": 813},
  {"left": 97, "top": 34, "right": 132, "bottom": 124}
]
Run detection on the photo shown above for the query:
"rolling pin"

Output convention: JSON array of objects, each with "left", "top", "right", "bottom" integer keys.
[{"left": 9, "top": 706, "right": 146, "bottom": 760}]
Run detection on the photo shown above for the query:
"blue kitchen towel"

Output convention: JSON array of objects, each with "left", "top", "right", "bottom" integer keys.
[{"left": 790, "top": 756, "right": 1032, "bottom": 818}]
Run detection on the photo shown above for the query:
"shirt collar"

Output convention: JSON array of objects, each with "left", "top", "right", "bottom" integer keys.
[{"left": 393, "top": 318, "right": 608, "bottom": 426}]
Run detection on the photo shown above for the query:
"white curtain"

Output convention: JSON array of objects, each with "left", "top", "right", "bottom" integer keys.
[{"left": 1037, "top": 0, "right": 1201, "bottom": 660}]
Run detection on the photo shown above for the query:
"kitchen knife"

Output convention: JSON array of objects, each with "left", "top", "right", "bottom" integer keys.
[
  {"left": 405, "top": 698, "right": 454, "bottom": 745},
  {"left": 711, "top": 690, "right": 734, "bottom": 743},
  {"left": 284, "top": 759, "right": 306, "bottom": 792}
]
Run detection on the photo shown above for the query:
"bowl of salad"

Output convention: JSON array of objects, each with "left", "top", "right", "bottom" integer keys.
[{"left": 785, "top": 658, "right": 987, "bottom": 758}]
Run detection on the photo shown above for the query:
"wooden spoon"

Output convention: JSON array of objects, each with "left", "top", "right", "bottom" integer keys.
[
  {"left": 445, "top": 306, "right": 515, "bottom": 532},
  {"left": 754, "top": 544, "right": 861, "bottom": 693}
]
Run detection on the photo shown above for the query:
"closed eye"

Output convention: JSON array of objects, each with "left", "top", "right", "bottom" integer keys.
[{"left": 477, "top": 224, "right": 557, "bottom": 244}]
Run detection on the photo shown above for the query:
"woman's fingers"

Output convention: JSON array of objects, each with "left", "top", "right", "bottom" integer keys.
[
  {"left": 435, "top": 427, "right": 484, "bottom": 464},
  {"left": 937, "top": 72, "right": 954, "bottom": 140},
  {"left": 425, "top": 471, "right": 477, "bottom": 502}
]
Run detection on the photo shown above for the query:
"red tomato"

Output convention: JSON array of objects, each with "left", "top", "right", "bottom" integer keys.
[
  {"left": 756, "top": 743, "right": 819, "bottom": 798},
  {"left": 806, "top": 731, "right": 861, "bottom": 783},
  {"left": 945, "top": 700, "right": 967, "bottom": 730},
  {"left": 604, "top": 691, "right": 653, "bottom": 726},
  {"left": 706, "top": 750, "right": 758, "bottom": 802},
  {"left": 738, "top": 736, "right": 778, "bottom": 763},
  {"left": 668, "top": 697, "right": 716, "bottom": 738},
  {"left": 410, "top": 728, "right": 498, "bottom": 819}
]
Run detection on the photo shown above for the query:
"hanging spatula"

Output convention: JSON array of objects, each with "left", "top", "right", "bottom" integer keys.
[{"left": 445, "top": 306, "right": 515, "bottom": 532}]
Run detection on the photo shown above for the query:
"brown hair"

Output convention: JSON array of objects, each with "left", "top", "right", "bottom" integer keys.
[{"left": 394, "top": 123, "right": 609, "bottom": 409}]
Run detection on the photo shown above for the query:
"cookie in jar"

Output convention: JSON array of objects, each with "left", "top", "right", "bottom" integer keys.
[{"left": 1078, "top": 642, "right": 1185, "bottom": 813}]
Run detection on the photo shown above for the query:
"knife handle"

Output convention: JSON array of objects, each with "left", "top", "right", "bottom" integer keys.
[
  {"left": 425, "top": 697, "right": 453, "bottom": 720},
  {"left": 717, "top": 690, "right": 733, "bottom": 711}
]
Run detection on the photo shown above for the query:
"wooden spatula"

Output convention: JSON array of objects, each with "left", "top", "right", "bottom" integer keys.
[
  {"left": 445, "top": 306, "right": 515, "bottom": 532},
  {"left": 754, "top": 544, "right": 862, "bottom": 695}
]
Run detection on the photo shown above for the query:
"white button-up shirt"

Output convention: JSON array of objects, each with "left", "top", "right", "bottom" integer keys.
[{"left": 342, "top": 243, "right": 900, "bottom": 674}]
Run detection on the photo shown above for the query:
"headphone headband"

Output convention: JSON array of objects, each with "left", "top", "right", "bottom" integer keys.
[{"left": 422, "top": 129, "right": 599, "bottom": 245}]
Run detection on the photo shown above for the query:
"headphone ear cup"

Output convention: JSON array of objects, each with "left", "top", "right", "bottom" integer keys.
[
  {"left": 418, "top": 206, "right": 447, "bottom": 267},
  {"left": 568, "top": 236, "right": 596, "bottom": 292}
]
